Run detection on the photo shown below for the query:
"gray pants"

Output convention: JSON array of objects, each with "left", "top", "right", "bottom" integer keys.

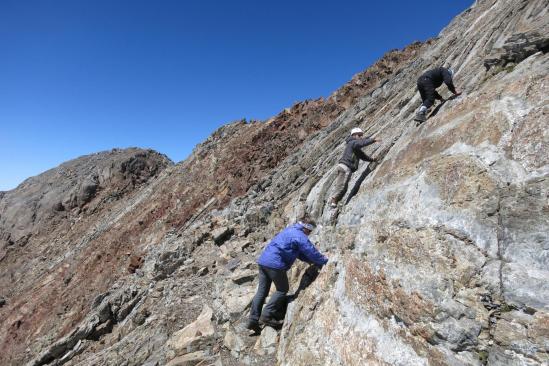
[
  {"left": 331, "top": 163, "right": 352, "bottom": 203},
  {"left": 249, "top": 265, "right": 289, "bottom": 323}
]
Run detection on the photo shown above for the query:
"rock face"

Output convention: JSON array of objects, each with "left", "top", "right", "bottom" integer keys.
[
  {"left": 0, "top": 0, "right": 547, "bottom": 365},
  {"left": 275, "top": 1, "right": 549, "bottom": 365}
]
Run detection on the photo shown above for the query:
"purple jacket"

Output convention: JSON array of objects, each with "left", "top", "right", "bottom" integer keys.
[{"left": 257, "top": 223, "right": 328, "bottom": 271}]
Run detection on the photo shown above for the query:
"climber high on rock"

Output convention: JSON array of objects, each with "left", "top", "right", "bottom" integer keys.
[
  {"left": 246, "top": 217, "right": 328, "bottom": 333},
  {"left": 414, "top": 66, "right": 461, "bottom": 123},
  {"left": 328, "top": 127, "right": 380, "bottom": 208}
]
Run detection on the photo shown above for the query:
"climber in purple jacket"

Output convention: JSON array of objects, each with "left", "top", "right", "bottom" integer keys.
[{"left": 247, "top": 218, "right": 328, "bottom": 333}]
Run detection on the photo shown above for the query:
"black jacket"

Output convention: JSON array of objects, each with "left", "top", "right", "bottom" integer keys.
[
  {"left": 418, "top": 67, "right": 456, "bottom": 94},
  {"left": 339, "top": 136, "right": 375, "bottom": 172}
]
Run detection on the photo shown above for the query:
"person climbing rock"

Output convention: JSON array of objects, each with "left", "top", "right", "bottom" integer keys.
[
  {"left": 328, "top": 128, "right": 380, "bottom": 208},
  {"left": 247, "top": 218, "right": 328, "bottom": 333},
  {"left": 414, "top": 66, "right": 461, "bottom": 122}
]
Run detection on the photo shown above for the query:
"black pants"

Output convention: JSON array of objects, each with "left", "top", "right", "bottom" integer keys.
[
  {"left": 417, "top": 77, "right": 442, "bottom": 109},
  {"left": 249, "top": 265, "right": 289, "bottom": 323}
]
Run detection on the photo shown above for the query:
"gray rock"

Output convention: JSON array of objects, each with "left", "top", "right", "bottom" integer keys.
[
  {"left": 223, "top": 330, "right": 246, "bottom": 357},
  {"left": 484, "top": 30, "right": 549, "bottom": 70},
  {"left": 132, "top": 307, "right": 151, "bottom": 326},
  {"left": 231, "top": 269, "right": 256, "bottom": 285},
  {"left": 254, "top": 326, "right": 278, "bottom": 356},
  {"left": 225, "top": 258, "right": 241, "bottom": 271},
  {"left": 165, "top": 350, "right": 213, "bottom": 366},
  {"left": 212, "top": 227, "right": 234, "bottom": 246},
  {"left": 77, "top": 177, "right": 99, "bottom": 206},
  {"left": 221, "top": 284, "right": 255, "bottom": 319}
]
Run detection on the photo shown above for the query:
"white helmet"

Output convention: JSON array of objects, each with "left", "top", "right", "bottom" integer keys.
[{"left": 350, "top": 127, "right": 364, "bottom": 136}]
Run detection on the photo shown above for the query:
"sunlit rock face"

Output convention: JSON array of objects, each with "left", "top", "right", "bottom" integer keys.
[
  {"left": 0, "top": 0, "right": 547, "bottom": 365},
  {"left": 279, "top": 0, "right": 549, "bottom": 365}
]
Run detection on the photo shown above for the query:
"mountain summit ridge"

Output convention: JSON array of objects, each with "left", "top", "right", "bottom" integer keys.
[{"left": 0, "top": 0, "right": 548, "bottom": 365}]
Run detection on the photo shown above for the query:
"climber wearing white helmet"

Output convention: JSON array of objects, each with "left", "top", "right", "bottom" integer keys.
[
  {"left": 414, "top": 66, "right": 462, "bottom": 123},
  {"left": 328, "top": 127, "right": 380, "bottom": 208}
]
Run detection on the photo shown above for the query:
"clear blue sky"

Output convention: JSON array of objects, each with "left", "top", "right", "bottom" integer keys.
[{"left": 0, "top": 0, "right": 472, "bottom": 191}]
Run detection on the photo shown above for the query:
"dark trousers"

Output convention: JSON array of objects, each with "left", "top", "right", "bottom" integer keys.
[
  {"left": 249, "top": 265, "right": 289, "bottom": 323},
  {"left": 417, "top": 77, "right": 442, "bottom": 109}
]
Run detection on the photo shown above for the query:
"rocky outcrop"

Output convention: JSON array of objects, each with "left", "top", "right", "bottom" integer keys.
[
  {"left": 0, "top": 0, "right": 547, "bottom": 365},
  {"left": 0, "top": 148, "right": 172, "bottom": 365},
  {"left": 484, "top": 29, "right": 549, "bottom": 70},
  {"left": 275, "top": 0, "right": 549, "bottom": 365},
  {"left": 0, "top": 148, "right": 170, "bottom": 250},
  {"left": 28, "top": 286, "right": 143, "bottom": 366}
]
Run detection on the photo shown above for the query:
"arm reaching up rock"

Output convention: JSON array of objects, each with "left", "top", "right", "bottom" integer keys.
[{"left": 297, "top": 236, "right": 328, "bottom": 267}]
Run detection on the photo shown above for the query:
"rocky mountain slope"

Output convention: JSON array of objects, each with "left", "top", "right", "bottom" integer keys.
[{"left": 1, "top": 0, "right": 548, "bottom": 365}]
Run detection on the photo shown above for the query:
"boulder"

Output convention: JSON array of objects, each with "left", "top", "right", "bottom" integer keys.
[
  {"left": 221, "top": 285, "right": 255, "bottom": 319},
  {"left": 253, "top": 326, "right": 278, "bottom": 356},
  {"left": 231, "top": 269, "right": 256, "bottom": 285},
  {"left": 77, "top": 177, "right": 99, "bottom": 206},
  {"left": 212, "top": 227, "right": 234, "bottom": 246},
  {"left": 165, "top": 350, "right": 213, "bottom": 366},
  {"left": 223, "top": 329, "right": 246, "bottom": 357},
  {"left": 167, "top": 305, "right": 215, "bottom": 356}
]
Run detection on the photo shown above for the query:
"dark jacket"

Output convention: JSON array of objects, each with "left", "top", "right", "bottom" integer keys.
[
  {"left": 257, "top": 223, "right": 328, "bottom": 271},
  {"left": 339, "top": 136, "right": 375, "bottom": 172},
  {"left": 418, "top": 67, "right": 456, "bottom": 94}
]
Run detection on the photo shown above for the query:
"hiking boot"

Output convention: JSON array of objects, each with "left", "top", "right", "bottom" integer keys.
[
  {"left": 246, "top": 320, "right": 261, "bottom": 334},
  {"left": 414, "top": 111, "right": 427, "bottom": 122},
  {"left": 259, "top": 316, "right": 283, "bottom": 328}
]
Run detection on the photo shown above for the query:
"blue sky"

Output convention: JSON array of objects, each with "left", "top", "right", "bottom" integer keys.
[{"left": 0, "top": 0, "right": 472, "bottom": 191}]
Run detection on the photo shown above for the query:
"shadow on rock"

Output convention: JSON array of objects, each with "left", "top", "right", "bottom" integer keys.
[
  {"left": 345, "top": 164, "right": 375, "bottom": 205},
  {"left": 428, "top": 94, "right": 459, "bottom": 120},
  {"left": 287, "top": 265, "right": 321, "bottom": 305}
]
